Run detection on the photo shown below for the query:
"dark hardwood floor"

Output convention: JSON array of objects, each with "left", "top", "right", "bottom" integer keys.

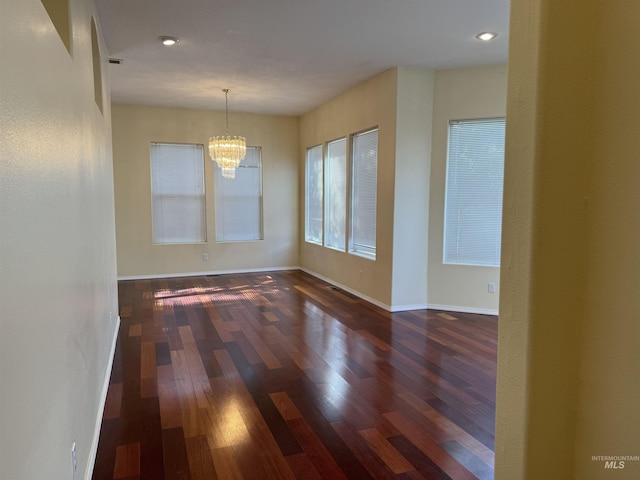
[{"left": 93, "top": 270, "right": 497, "bottom": 480}]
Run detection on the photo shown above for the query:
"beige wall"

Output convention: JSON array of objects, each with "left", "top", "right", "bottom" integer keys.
[
  {"left": 112, "top": 105, "right": 299, "bottom": 277},
  {"left": 577, "top": 2, "right": 640, "bottom": 477},
  {"left": 4, "top": 2, "right": 636, "bottom": 479},
  {"left": 0, "top": 0, "right": 119, "bottom": 479},
  {"left": 299, "top": 69, "right": 398, "bottom": 308},
  {"left": 299, "top": 66, "right": 505, "bottom": 312},
  {"left": 428, "top": 65, "right": 508, "bottom": 314},
  {"left": 114, "top": 67, "right": 501, "bottom": 313},
  {"left": 496, "top": 0, "right": 640, "bottom": 479}
]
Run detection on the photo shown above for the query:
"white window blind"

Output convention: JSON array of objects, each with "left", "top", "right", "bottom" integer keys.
[
  {"left": 215, "top": 146, "right": 263, "bottom": 242},
  {"left": 324, "top": 138, "right": 347, "bottom": 251},
  {"left": 350, "top": 129, "right": 378, "bottom": 259},
  {"left": 305, "top": 145, "right": 323, "bottom": 245},
  {"left": 150, "top": 143, "right": 206, "bottom": 244},
  {"left": 444, "top": 118, "right": 505, "bottom": 266}
]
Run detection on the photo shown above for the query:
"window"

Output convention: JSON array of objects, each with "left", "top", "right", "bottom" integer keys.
[
  {"left": 324, "top": 138, "right": 347, "bottom": 251},
  {"left": 215, "top": 146, "right": 263, "bottom": 242},
  {"left": 444, "top": 118, "right": 505, "bottom": 266},
  {"left": 350, "top": 128, "right": 378, "bottom": 259},
  {"left": 150, "top": 143, "right": 206, "bottom": 244},
  {"left": 305, "top": 145, "right": 323, "bottom": 245}
]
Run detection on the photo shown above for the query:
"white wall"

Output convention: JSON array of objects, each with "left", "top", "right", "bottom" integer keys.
[
  {"left": 391, "top": 67, "right": 434, "bottom": 309},
  {"left": 428, "top": 65, "right": 508, "bottom": 314},
  {"left": 0, "top": 1, "right": 119, "bottom": 479},
  {"left": 112, "top": 104, "right": 299, "bottom": 278}
]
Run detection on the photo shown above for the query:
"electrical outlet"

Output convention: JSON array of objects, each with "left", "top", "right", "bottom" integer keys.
[
  {"left": 488, "top": 283, "right": 496, "bottom": 294},
  {"left": 203, "top": 253, "right": 208, "bottom": 261},
  {"left": 71, "top": 443, "right": 77, "bottom": 479},
  {"left": 359, "top": 269, "right": 364, "bottom": 280}
]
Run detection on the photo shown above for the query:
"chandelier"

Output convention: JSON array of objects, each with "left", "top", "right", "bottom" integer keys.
[{"left": 209, "top": 89, "right": 246, "bottom": 179}]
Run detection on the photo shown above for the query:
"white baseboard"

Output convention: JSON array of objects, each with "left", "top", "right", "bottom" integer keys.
[
  {"left": 427, "top": 303, "right": 499, "bottom": 316},
  {"left": 118, "top": 268, "right": 498, "bottom": 315},
  {"left": 300, "top": 268, "right": 395, "bottom": 311},
  {"left": 117, "top": 266, "right": 300, "bottom": 281},
  {"left": 85, "top": 315, "right": 120, "bottom": 480},
  {"left": 301, "top": 269, "right": 497, "bottom": 315},
  {"left": 389, "top": 303, "right": 429, "bottom": 312}
]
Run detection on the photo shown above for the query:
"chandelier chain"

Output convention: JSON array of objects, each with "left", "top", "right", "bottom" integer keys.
[{"left": 223, "top": 88, "right": 230, "bottom": 134}]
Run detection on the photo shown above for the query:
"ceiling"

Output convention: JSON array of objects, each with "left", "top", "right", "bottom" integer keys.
[{"left": 96, "top": 0, "right": 510, "bottom": 116}]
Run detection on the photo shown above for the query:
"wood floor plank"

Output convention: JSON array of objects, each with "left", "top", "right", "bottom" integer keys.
[
  {"left": 200, "top": 393, "right": 251, "bottom": 448},
  {"left": 93, "top": 271, "right": 497, "bottom": 480},
  {"left": 331, "top": 421, "right": 399, "bottom": 480},
  {"left": 232, "top": 329, "right": 263, "bottom": 366},
  {"left": 103, "top": 383, "right": 123, "bottom": 420},
  {"left": 440, "top": 440, "right": 494, "bottom": 480},
  {"left": 225, "top": 343, "right": 304, "bottom": 456},
  {"left": 171, "top": 349, "right": 207, "bottom": 438},
  {"left": 113, "top": 443, "right": 140, "bottom": 479},
  {"left": 238, "top": 405, "right": 298, "bottom": 479},
  {"left": 128, "top": 324, "right": 142, "bottom": 337},
  {"left": 285, "top": 381, "right": 373, "bottom": 479},
  {"left": 140, "top": 341, "right": 156, "bottom": 379},
  {"left": 284, "top": 453, "right": 324, "bottom": 480},
  {"left": 388, "top": 434, "right": 453, "bottom": 480},
  {"left": 213, "top": 349, "right": 255, "bottom": 410},
  {"left": 178, "top": 325, "right": 211, "bottom": 409},
  {"left": 238, "top": 320, "right": 283, "bottom": 369},
  {"left": 156, "top": 364, "right": 182, "bottom": 429},
  {"left": 161, "top": 427, "right": 191, "bottom": 480},
  {"left": 262, "top": 311, "right": 280, "bottom": 323},
  {"left": 185, "top": 435, "right": 218, "bottom": 480},
  {"left": 359, "top": 427, "right": 415, "bottom": 474},
  {"left": 269, "top": 391, "right": 303, "bottom": 421},
  {"left": 139, "top": 397, "right": 165, "bottom": 479},
  {"left": 399, "top": 391, "right": 494, "bottom": 467},
  {"left": 140, "top": 377, "right": 157, "bottom": 399},
  {"left": 384, "top": 411, "right": 479, "bottom": 480},
  {"left": 210, "top": 446, "right": 243, "bottom": 480},
  {"left": 205, "top": 306, "right": 235, "bottom": 343},
  {"left": 286, "top": 416, "right": 349, "bottom": 480},
  {"left": 426, "top": 397, "right": 495, "bottom": 451}
]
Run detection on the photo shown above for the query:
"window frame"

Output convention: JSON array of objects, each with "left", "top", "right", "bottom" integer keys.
[
  {"left": 349, "top": 127, "right": 379, "bottom": 260},
  {"left": 443, "top": 117, "right": 505, "bottom": 267},
  {"left": 324, "top": 137, "right": 348, "bottom": 252},
  {"left": 150, "top": 142, "right": 207, "bottom": 245},
  {"left": 214, "top": 145, "right": 264, "bottom": 243},
  {"left": 305, "top": 144, "right": 324, "bottom": 245}
]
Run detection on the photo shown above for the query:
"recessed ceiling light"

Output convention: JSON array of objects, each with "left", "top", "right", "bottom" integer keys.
[
  {"left": 159, "top": 36, "right": 179, "bottom": 46},
  {"left": 476, "top": 32, "right": 497, "bottom": 41}
]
